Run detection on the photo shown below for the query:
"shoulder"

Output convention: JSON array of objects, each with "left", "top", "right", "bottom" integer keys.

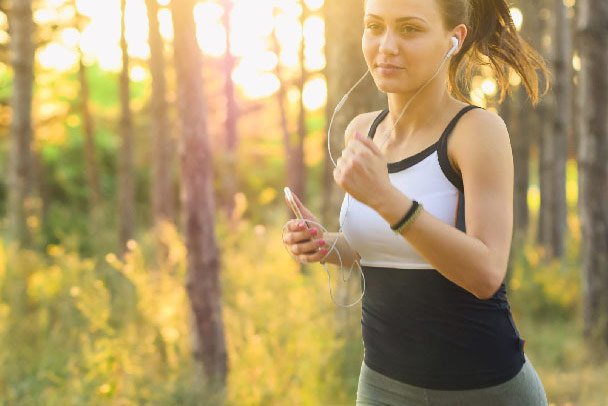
[
  {"left": 343, "top": 110, "right": 386, "bottom": 145},
  {"left": 448, "top": 107, "right": 512, "bottom": 177}
]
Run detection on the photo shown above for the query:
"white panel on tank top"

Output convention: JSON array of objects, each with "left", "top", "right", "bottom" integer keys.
[{"left": 339, "top": 150, "right": 460, "bottom": 270}]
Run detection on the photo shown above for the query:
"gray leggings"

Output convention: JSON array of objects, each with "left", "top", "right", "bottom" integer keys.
[{"left": 356, "top": 354, "right": 548, "bottom": 406}]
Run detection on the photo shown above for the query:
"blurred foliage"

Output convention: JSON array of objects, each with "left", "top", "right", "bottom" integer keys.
[
  {"left": 1, "top": 185, "right": 607, "bottom": 405},
  {"left": 508, "top": 222, "right": 581, "bottom": 320},
  {"left": 0, "top": 209, "right": 368, "bottom": 405},
  {"left": 218, "top": 209, "right": 361, "bottom": 406},
  {"left": 0, "top": 61, "right": 163, "bottom": 255},
  {"left": 509, "top": 160, "right": 581, "bottom": 320},
  {"left": 0, "top": 221, "right": 218, "bottom": 405}
]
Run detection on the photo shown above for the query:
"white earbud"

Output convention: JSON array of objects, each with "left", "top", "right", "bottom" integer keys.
[{"left": 447, "top": 36, "right": 459, "bottom": 57}]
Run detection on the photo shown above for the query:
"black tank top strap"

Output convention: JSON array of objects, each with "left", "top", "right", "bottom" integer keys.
[
  {"left": 368, "top": 109, "right": 390, "bottom": 139},
  {"left": 437, "top": 105, "right": 481, "bottom": 193}
]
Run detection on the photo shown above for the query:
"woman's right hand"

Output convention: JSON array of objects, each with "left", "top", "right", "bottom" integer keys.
[{"left": 283, "top": 191, "right": 329, "bottom": 263}]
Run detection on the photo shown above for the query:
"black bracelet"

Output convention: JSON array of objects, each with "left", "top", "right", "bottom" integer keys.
[{"left": 390, "top": 200, "right": 419, "bottom": 231}]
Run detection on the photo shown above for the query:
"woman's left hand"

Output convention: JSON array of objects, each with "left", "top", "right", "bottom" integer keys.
[{"left": 333, "top": 131, "right": 393, "bottom": 210}]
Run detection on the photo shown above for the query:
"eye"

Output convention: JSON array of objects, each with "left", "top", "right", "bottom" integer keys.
[
  {"left": 366, "top": 23, "right": 381, "bottom": 31},
  {"left": 400, "top": 25, "right": 418, "bottom": 33}
]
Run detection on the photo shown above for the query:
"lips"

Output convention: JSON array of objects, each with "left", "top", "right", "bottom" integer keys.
[{"left": 376, "top": 63, "right": 404, "bottom": 69}]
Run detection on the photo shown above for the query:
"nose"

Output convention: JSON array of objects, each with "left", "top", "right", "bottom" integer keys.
[{"left": 378, "top": 29, "right": 399, "bottom": 55}]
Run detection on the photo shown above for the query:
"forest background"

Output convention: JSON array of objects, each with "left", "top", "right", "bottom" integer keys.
[{"left": 0, "top": 0, "right": 607, "bottom": 405}]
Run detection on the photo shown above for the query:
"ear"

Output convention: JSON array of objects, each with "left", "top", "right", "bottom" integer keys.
[{"left": 450, "top": 24, "right": 468, "bottom": 55}]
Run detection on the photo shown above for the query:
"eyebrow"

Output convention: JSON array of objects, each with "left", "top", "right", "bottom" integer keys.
[{"left": 364, "top": 14, "right": 427, "bottom": 24}]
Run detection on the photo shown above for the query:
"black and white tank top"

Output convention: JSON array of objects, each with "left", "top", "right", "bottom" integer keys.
[{"left": 338, "top": 105, "right": 526, "bottom": 390}]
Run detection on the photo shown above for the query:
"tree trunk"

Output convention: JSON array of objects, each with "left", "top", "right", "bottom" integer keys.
[
  {"left": 512, "top": 0, "right": 543, "bottom": 242},
  {"left": 517, "top": 0, "right": 543, "bottom": 245},
  {"left": 550, "top": 0, "right": 571, "bottom": 258},
  {"left": 501, "top": 86, "right": 525, "bottom": 288},
  {"left": 290, "top": 1, "right": 310, "bottom": 274},
  {"left": 512, "top": 86, "right": 531, "bottom": 238},
  {"left": 537, "top": 0, "right": 568, "bottom": 260},
  {"left": 171, "top": 0, "right": 228, "bottom": 392},
  {"left": 270, "top": 5, "right": 309, "bottom": 274},
  {"left": 576, "top": 0, "right": 608, "bottom": 353},
  {"left": 220, "top": 0, "right": 238, "bottom": 226},
  {"left": 291, "top": 0, "right": 307, "bottom": 214},
  {"left": 7, "top": 0, "right": 34, "bottom": 247},
  {"left": 79, "top": 55, "right": 103, "bottom": 237},
  {"left": 269, "top": 8, "right": 293, "bottom": 221},
  {"left": 146, "top": 0, "right": 174, "bottom": 227},
  {"left": 537, "top": 0, "right": 553, "bottom": 253},
  {"left": 118, "top": 0, "right": 135, "bottom": 254}
]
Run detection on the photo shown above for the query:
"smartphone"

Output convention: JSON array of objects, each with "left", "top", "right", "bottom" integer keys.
[
  {"left": 284, "top": 187, "right": 308, "bottom": 228},
  {"left": 285, "top": 187, "right": 325, "bottom": 263}
]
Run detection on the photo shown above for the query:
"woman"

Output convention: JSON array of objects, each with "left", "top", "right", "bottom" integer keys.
[{"left": 282, "top": 0, "right": 550, "bottom": 404}]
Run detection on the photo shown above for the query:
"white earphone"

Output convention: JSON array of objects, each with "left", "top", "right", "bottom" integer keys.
[{"left": 447, "top": 36, "right": 459, "bottom": 57}]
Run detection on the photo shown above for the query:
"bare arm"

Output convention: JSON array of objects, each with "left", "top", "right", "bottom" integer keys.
[
  {"left": 373, "top": 110, "right": 514, "bottom": 300},
  {"left": 321, "top": 232, "right": 361, "bottom": 268}
]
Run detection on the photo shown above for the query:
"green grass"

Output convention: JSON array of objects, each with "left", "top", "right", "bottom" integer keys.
[{"left": 515, "top": 314, "right": 608, "bottom": 406}]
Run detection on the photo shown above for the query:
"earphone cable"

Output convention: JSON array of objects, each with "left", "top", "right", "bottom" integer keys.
[{"left": 284, "top": 40, "right": 457, "bottom": 308}]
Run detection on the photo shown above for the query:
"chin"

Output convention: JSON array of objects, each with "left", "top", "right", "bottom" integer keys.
[
  {"left": 374, "top": 71, "right": 425, "bottom": 93},
  {"left": 373, "top": 77, "right": 407, "bottom": 94}
]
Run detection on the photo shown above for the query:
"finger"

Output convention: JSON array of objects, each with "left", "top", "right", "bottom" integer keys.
[
  {"left": 292, "top": 237, "right": 326, "bottom": 255},
  {"left": 291, "top": 193, "right": 317, "bottom": 224},
  {"left": 292, "top": 219, "right": 313, "bottom": 231},
  {"left": 284, "top": 228, "right": 317, "bottom": 245},
  {"left": 344, "top": 143, "right": 370, "bottom": 166},
  {"left": 285, "top": 228, "right": 305, "bottom": 244},
  {"left": 354, "top": 131, "right": 383, "bottom": 157},
  {"left": 299, "top": 246, "right": 330, "bottom": 263},
  {"left": 341, "top": 146, "right": 354, "bottom": 160},
  {"left": 344, "top": 140, "right": 372, "bottom": 168},
  {"left": 300, "top": 225, "right": 321, "bottom": 240},
  {"left": 336, "top": 156, "right": 346, "bottom": 169},
  {"left": 342, "top": 149, "right": 358, "bottom": 168},
  {"left": 287, "top": 220, "right": 302, "bottom": 231},
  {"left": 291, "top": 240, "right": 313, "bottom": 255}
]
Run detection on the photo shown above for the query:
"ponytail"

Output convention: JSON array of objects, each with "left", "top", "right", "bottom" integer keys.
[{"left": 442, "top": 0, "right": 550, "bottom": 105}]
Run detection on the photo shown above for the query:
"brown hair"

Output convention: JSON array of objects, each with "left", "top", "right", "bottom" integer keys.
[
  {"left": 363, "top": 0, "right": 550, "bottom": 105},
  {"left": 438, "top": 0, "right": 549, "bottom": 105}
]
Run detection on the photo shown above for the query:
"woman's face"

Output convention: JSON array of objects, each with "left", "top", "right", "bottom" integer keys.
[{"left": 362, "top": 0, "right": 454, "bottom": 94}]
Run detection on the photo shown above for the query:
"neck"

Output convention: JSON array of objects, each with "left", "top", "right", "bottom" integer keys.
[{"left": 384, "top": 76, "right": 455, "bottom": 143}]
